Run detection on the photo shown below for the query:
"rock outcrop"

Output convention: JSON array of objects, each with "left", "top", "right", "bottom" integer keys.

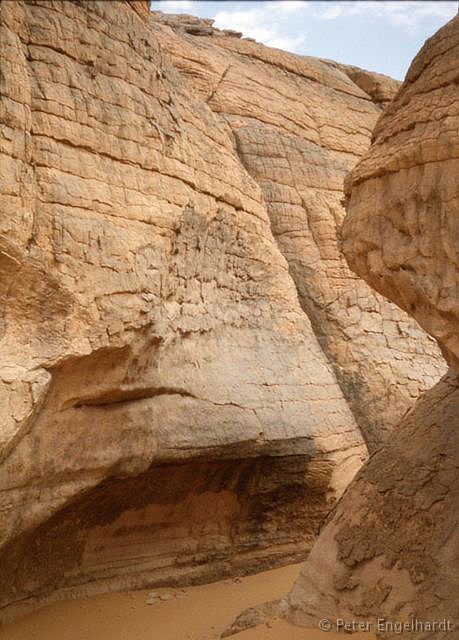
[
  {"left": 283, "top": 15, "right": 459, "bottom": 638},
  {"left": 343, "top": 14, "right": 459, "bottom": 373},
  {"left": 153, "top": 11, "right": 444, "bottom": 449},
  {"left": 0, "top": 0, "right": 446, "bottom": 624}
]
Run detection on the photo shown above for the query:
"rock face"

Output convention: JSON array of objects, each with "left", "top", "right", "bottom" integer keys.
[
  {"left": 343, "top": 15, "right": 459, "bottom": 373},
  {"left": 0, "top": 0, "right": 445, "bottom": 623},
  {"left": 287, "top": 374, "right": 459, "bottom": 638},
  {"left": 153, "top": 11, "right": 444, "bottom": 449},
  {"left": 285, "top": 15, "right": 459, "bottom": 638}
]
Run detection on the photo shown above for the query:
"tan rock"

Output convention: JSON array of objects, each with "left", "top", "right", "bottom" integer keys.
[
  {"left": 286, "top": 373, "right": 459, "bottom": 638},
  {"left": 283, "top": 15, "right": 459, "bottom": 638},
  {"left": 343, "top": 15, "right": 459, "bottom": 372},
  {"left": 333, "top": 63, "right": 400, "bottom": 108},
  {"left": 153, "top": 13, "right": 445, "bottom": 450},
  {"left": 0, "top": 0, "right": 367, "bottom": 620},
  {"left": 0, "top": 0, "right": 448, "bottom": 625}
]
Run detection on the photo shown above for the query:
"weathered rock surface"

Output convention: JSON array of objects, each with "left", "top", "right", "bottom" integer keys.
[
  {"left": 153, "top": 12, "right": 444, "bottom": 449},
  {"left": 286, "top": 373, "right": 459, "bottom": 638},
  {"left": 343, "top": 15, "right": 459, "bottom": 373},
  {"left": 0, "top": 0, "right": 446, "bottom": 624},
  {"left": 0, "top": 0, "right": 364, "bottom": 621},
  {"left": 282, "top": 15, "right": 459, "bottom": 638}
]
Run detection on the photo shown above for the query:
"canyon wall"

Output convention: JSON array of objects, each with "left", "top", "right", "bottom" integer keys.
[
  {"left": 0, "top": 0, "right": 446, "bottom": 623},
  {"left": 285, "top": 15, "right": 459, "bottom": 638},
  {"left": 153, "top": 12, "right": 444, "bottom": 450}
]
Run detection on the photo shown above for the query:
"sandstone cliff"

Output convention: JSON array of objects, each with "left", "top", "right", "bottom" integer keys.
[
  {"left": 343, "top": 14, "right": 459, "bottom": 373},
  {"left": 0, "top": 0, "right": 446, "bottom": 623},
  {"left": 153, "top": 11, "right": 444, "bottom": 449},
  {"left": 283, "top": 15, "right": 459, "bottom": 638}
]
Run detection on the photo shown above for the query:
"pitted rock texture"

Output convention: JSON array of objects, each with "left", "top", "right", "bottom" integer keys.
[
  {"left": 332, "top": 62, "right": 400, "bottom": 108},
  {"left": 282, "top": 15, "right": 459, "bottom": 638},
  {"left": 153, "top": 12, "right": 445, "bottom": 450},
  {"left": 286, "top": 373, "right": 459, "bottom": 639},
  {"left": 343, "top": 14, "right": 459, "bottom": 372},
  {"left": 0, "top": 0, "right": 446, "bottom": 624},
  {"left": 0, "top": 0, "right": 368, "bottom": 620}
]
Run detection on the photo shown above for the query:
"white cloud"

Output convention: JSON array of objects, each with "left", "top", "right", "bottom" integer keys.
[
  {"left": 320, "top": 5, "right": 342, "bottom": 20},
  {"left": 261, "top": 33, "right": 307, "bottom": 50},
  {"left": 269, "top": 1, "right": 308, "bottom": 12},
  {"left": 213, "top": 3, "right": 307, "bottom": 52},
  {"left": 316, "top": 1, "right": 457, "bottom": 32},
  {"left": 155, "top": 0, "right": 308, "bottom": 50},
  {"left": 154, "top": 0, "right": 195, "bottom": 13}
]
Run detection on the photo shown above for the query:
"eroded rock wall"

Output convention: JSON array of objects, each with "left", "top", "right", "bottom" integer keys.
[
  {"left": 0, "top": 0, "right": 448, "bottom": 624},
  {"left": 0, "top": 454, "right": 334, "bottom": 620},
  {"left": 0, "top": 0, "right": 366, "bottom": 620},
  {"left": 287, "top": 373, "right": 459, "bottom": 638},
  {"left": 284, "top": 15, "right": 459, "bottom": 638},
  {"left": 343, "top": 14, "right": 459, "bottom": 372},
  {"left": 153, "top": 12, "right": 445, "bottom": 449}
]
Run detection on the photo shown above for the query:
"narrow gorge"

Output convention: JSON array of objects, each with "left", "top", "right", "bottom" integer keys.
[{"left": 0, "top": 1, "right": 456, "bottom": 637}]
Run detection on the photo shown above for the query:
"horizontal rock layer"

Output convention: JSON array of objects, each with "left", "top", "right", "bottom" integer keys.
[
  {"left": 343, "top": 14, "right": 459, "bottom": 372},
  {"left": 0, "top": 0, "right": 365, "bottom": 620},
  {"left": 154, "top": 11, "right": 445, "bottom": 449},
  {"left": 285, "top": 14, "right": 459, "bottom": 638},
  {"left": 0, "top": 454, "right": 335, "bottom": 623},
  {"left": 0, "top": 0, "right": 447, "bottom": 623}
]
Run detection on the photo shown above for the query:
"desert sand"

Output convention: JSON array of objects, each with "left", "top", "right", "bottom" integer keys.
[{"left": 1, "top": 563, "right": 374, "bottom": 640}]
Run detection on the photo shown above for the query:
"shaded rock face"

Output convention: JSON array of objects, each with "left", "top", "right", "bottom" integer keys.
[
  {"left": 153, "top": 11, "right": 444, "bottom": 450},
  {"left": 0, "top": 455, "right": 331, "bottom": 617},
  {"left": 0, "top": 0, "right": 445, "bottom": 622},
  {"left": 287, "top": 374, "right": 459, "bottom": 638},
  {"left": 286, "top": 15, "right": 459, "bottom": 638}
]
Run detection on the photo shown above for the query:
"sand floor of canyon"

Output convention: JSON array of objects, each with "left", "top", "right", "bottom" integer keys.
[{"left": 1, "top": 563, "right": 374, "bottom": 640}]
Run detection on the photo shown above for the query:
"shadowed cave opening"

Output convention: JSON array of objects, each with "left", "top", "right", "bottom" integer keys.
[{"left": 0, "top": 453, "right": 336, "bottom": 621}]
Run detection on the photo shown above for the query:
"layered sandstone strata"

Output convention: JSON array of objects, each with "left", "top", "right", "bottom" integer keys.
[
  {"left": 283, "top": 15, "right": 459, "bottom": 638},
  {"left": 152, "top": 11, "right": 444, "bottom": 449},
  {"left": 0, "top": 0, "right": 446, "bottom": 624},
  {"left": 0, "top": 0, "right": 364, "bottom": 621},
  {"left": 342, "top": 15, "right": 459, "bottom": 372}
]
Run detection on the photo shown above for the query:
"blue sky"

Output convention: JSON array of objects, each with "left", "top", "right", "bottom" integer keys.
[{"left": 154, "top": 1, "right": 457, "bottom": 79}]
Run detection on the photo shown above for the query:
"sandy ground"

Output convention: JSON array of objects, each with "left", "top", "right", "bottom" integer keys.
[{"left": 1, "top": 563, "right": 374, "bottom": 640}]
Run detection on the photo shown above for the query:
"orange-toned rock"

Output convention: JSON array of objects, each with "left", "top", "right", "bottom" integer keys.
[
  {"left": 153, "top": 12, "right": 444, "bottom": 449},
  {"left": 282, "top": 15, "right": 459, "bottom": 638},
  {"left": 343, "top": 15, "right": 459, "bottom": 372},
  {"left": 0, "top": 0, "right": 366, "bottom": 621},
  {"left": 286, "top": 373, "right": 459, "bottom": 637},
  {"left": 0, "top": 0, "right": 447, "bottom": 625}
]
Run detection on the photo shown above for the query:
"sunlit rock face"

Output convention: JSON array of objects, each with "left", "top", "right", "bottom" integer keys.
[
  {"left": 0, "top": 0, "right": 445, "bottom": 623},
  {"left": 153, "top": 11, "right": 444, "bottom": 450},
  {"left": 0, "top": 0, "right": 363, "bottom": 621},
  {"left": 285, "top": 15, "right": 459, "bottom": 638},
  {"left": 343, "top": 14, "right": 459, "bottom": 373}
]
